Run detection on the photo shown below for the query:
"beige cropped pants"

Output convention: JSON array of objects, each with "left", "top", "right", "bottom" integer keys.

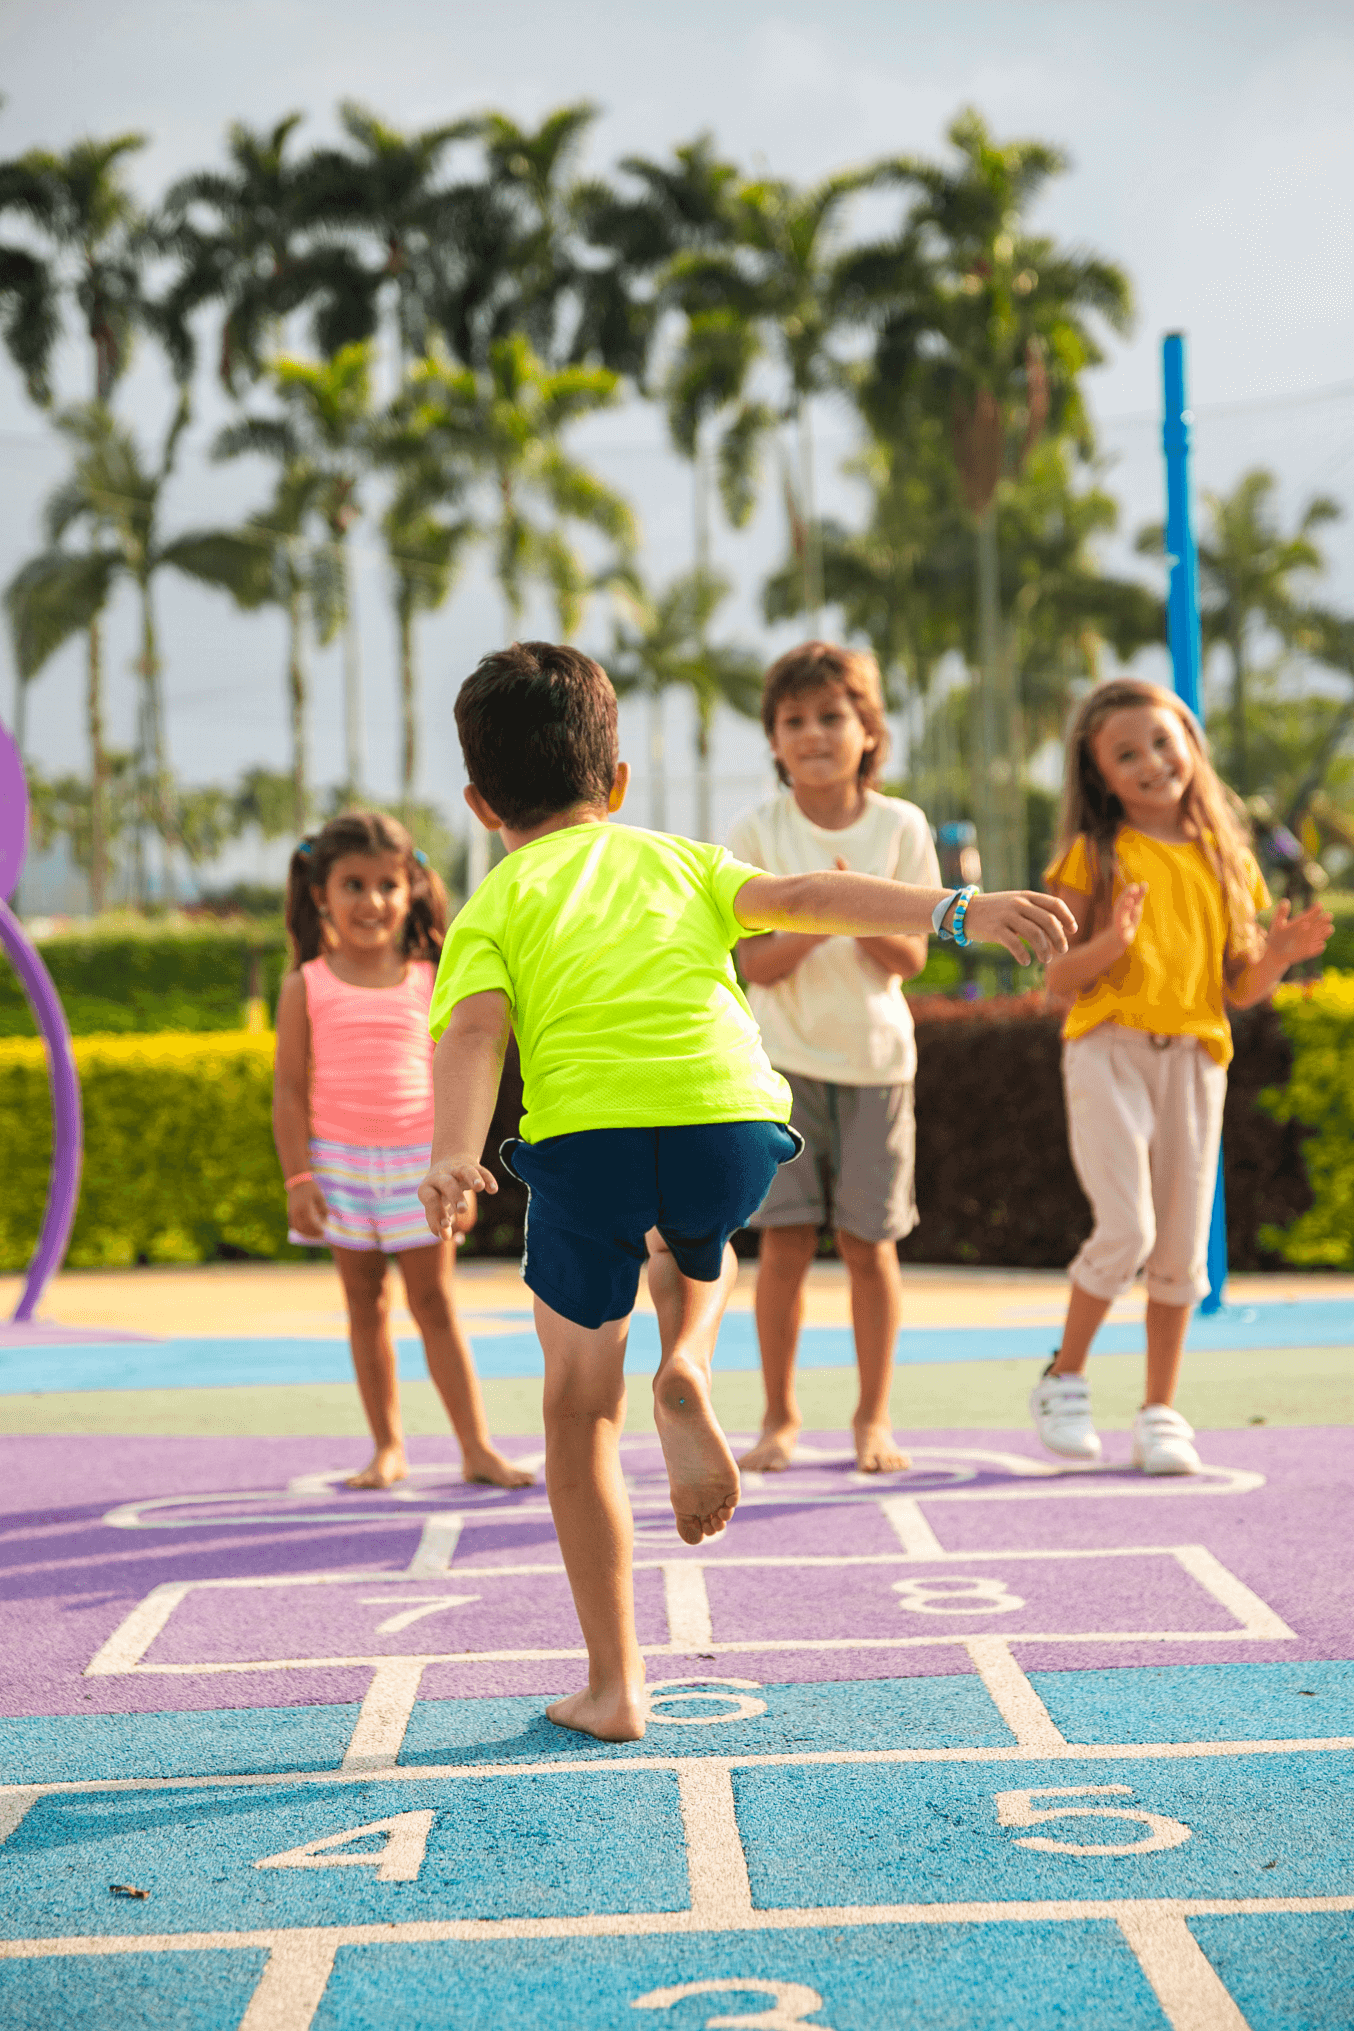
[{"left": 1062, "top": 1023, "right": 1227, "bottom": 1307}]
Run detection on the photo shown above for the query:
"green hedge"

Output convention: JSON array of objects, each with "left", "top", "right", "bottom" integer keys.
[
  {"left": 0, "top": 1033, "right": 302, "bottom": 1268},
  {"left": 2, "top": 986, "right": 1351, "bottom": 1273},
  {"left": 0, "top": 922, "right": 287, "bottom": 1038}
]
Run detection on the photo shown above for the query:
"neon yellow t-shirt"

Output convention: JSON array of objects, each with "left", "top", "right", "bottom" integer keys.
[
  {"left": 429, "top": 822, "right": 793, "bottom": 1142},
  {"left": 1046, "top": 828, "right": 1270, "bottom": 1067}
]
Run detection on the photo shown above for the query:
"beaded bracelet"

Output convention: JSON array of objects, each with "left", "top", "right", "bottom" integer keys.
[
  {"left": 284, "top": 1171, "right": 314, "bottom": 1190},
  {"left": 939, "top": 884, "right": 979, "bottom": 947}
]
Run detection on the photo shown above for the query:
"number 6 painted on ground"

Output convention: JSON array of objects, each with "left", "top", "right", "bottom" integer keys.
[
  {"left": 994, "top": 1785, "right": 1191, "bottom": 1855},
  {"left": 633, "top": 1979, "right": 832, "bottom": 2028}
]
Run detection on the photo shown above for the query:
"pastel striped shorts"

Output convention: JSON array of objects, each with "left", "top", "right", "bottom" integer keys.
[{"left": 288, "top": 1139, "right": 439, "bottom": 1255}]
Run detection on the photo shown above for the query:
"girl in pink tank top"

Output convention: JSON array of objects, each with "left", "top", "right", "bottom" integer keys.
[{"left": 273, "top": 811, "right": 531, "bottom": 1493}]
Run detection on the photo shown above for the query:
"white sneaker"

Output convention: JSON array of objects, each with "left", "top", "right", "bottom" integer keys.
[
  {"left": 1132, "top": 1405, "right": 1201, "bottom": 1476},
  {"left": 1030, "top": 1365, "right": 1102, "bottom": 1461}
]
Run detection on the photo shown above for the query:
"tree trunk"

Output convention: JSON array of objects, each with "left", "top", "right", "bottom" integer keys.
[
  {"left": 649, "top": 687, "right": 667, "bottom": 832},
  {"left": 341, "top": 537, "right": 365, "bottom": 796},
  {"left": 12, "top": 672, "right": 27, "bottom": 758},
  {"left": 137, "top": 579, "right": 174, "bottom": 904},
  {"left": 87, "top": 614, "right": 107, "bottom": 913},
  {"left": 797, "top": 401, "right": 823, "bottom": 628},
  {"left": 693, "top": 425, "right": 711, "bottom": 581},
  {"left": 399, "top": 595, "right": 417, "bottom": 812},
  {"left": 970, "top": 509, "right": 1025, "bottom": 891},
  {"left": 1230, "top": 621, "right": 1249, "bottom": 795},
  {"left": 695, "top": 702, "right": 713, "bottom": 843},
  {"left": 287, "top": 570, "right": 308, "bottom": 833}
]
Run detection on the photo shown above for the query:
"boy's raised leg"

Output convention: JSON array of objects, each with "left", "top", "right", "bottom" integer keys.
[
  {"left": 646, "top": 1233, "right": 742, "bottom": 1543},
  {"left": 535, "top": 1296, "right": 648, "bottom": 1741},
  {"left": 740, "top": 1223, "right": 816, "bottom": 1471}
]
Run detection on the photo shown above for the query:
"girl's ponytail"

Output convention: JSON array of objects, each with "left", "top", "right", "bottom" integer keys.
[
  {"left": 285, "top": 839, "right": 327, "bottom": 967},
  {"left": 404, "top": 849, "right": 450, "bottom": 961}
]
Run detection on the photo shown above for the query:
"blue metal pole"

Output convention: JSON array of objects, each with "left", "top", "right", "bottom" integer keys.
[{"left": 1162, "top": 333, "right": 1227, "bottom": 1313}]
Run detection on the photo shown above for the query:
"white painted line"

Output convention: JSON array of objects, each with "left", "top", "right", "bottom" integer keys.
[
  {"left": 879, "top": 1497, "right": 945, "bottom": 1559},
  {"left": 85, "top": 1584, "right": 191, "bottom": 1677},
  {"left": 962, "top": 1637, "right": 1066, "bottom": 1752},
  {"left": 237, "top": 1935, "right": 338, "bottom": 2031},
  {"left": 0, "top": 1788, "right": 38, "bottom": 1846},
  {"left": 1117, "top": 1907, "right": 1252, "bottom": 2031},
  {"left": 406, "top": 1513, "right": 464, "bottom": 1577},
  {"left": 2, "top": 1896, "right": 1351, "bottom": 1957},
  {"left": 662, "top": 1564, "right": 714, "bottom": 1652},
  {"left": 1171, "top": 1545, "right": 1297, "bottom": 1641},
  {"left": 341, "top": 1659, "right": 427, "bottom": 1771},
  {"left": 676, "top": 1765, "right": 753, "bottom": 1926},
  {"left": 7, "top": 1736, "right": 1351, "bottom": 1814}
]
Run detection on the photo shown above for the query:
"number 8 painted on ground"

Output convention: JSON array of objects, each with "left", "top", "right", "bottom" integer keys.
[
  {"left": 632, "top": 1979, "right": 833, "bottom": 2028},
  {"left": 994, "top": 1785, "right": 1192, "bottom": 1855}
]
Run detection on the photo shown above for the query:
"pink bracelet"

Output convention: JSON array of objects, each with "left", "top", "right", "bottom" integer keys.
[{"left": 284, "top": 1171, "right": 314, "bottom": 1190}]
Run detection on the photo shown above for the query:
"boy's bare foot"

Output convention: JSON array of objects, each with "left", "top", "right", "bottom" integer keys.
[
  {"left": 854, "top": 1420, "right": 910, "bottom": 1474},
  {"left": 546, "top": 1684, "right": 648, "bottom": 1742},
  {"left": 654, "top": 1354, "right": 741, "bottom": 1545},
  {"left": 738, "top": 1420, "right": 801, "bottom": 1473},
  {"left": 462, "top": 1444, "right": 535, "bottom": 1489},
  {"left": 346, "top": 1446, "right": 407, "bottom": 1489}
]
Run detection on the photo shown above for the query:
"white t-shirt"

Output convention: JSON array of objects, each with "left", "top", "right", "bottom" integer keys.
[{"left": 727, "top": 788, "right": 940, "bottom": 1087}]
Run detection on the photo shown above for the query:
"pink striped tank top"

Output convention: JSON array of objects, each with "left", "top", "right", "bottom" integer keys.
[{"left": 302, "top": 956, "right": 436, "bottom": 1147}]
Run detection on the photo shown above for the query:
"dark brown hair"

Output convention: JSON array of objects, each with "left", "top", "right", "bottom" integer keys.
[
  {"left": 455, "top": 641, "right": 619, "bottom": 829},
  {"left": 760, "top": 641, "right": 891, "bottom": 788},
  {"left": 1048, "top": 676, "right": 1259, "bottom": 960},
  {"left": 284, "top": 810, "right": 450, "bottom": 968}
]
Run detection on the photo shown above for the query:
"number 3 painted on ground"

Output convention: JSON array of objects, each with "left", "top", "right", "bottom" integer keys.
[
  {"left": 633, "top": 1979, "right": 833, "bottom": 2028},
  {"left": 994, "top": 1785, "right": 1192, "bottom": 1855}
]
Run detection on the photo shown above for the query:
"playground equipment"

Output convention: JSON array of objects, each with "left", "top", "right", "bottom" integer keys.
[
  {"left": 1162, "top": 333, "right": 1228, "bottom": 1316},
  {"left": 0, "top": 721, "right": 83, "bottom": 1323}
]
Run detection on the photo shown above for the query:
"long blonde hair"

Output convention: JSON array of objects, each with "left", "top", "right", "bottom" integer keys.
[{"left": 1048, "top": 677, "right": 1259, "bottom": 959}]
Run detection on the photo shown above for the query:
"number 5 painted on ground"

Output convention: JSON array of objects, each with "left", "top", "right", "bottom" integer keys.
[
  {"left": 633, "top": 1979, "right": 833, "bottom": 2028},
  {"left": 994, "top": 1785, "right": 1192, "bottom": 1855}
]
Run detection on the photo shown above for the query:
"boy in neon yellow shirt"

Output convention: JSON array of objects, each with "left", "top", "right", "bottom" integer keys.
[{"left": 419, "top": 641, "right": 1074, "bottom": 1741}]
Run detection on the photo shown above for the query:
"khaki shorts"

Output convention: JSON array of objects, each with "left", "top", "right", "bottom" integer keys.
[
  {"left": 750, "top": 1073, "right": 919, "bottom": 1244},
  {"left": 1063, "top": 1024, "right": 1227, "bottom": 1307}
]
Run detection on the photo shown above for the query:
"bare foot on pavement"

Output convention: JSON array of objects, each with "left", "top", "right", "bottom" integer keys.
[
  {"left": 463, "top": 1444, "right": 535, "bottom": 1489},
  {"left": 854, "top": 1420, "right": 910, "bottom": 1474},
  {"left": 738, "top": 1421, "right": 801, "bottom": 1473},
  {"left": 547, "top": 1684, "right": 648, "bottom": 1741},
  {"left": 654, "top": 1353, "right": 741, "bottom": 1545},
  {"left": 346, "top": 1446, "right": 408, "bottom": 1490}
]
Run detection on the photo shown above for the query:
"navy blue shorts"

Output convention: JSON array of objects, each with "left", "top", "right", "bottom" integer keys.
[{"left": 502, "top": 1120, "right": 802, "bottom": 1330}]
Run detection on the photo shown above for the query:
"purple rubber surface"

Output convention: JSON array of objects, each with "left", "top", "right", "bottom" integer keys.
[{"left": 1, "top": 1429, "right": 1349, "bottom": 1719}]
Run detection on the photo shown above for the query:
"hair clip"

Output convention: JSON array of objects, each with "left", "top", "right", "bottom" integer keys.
[
  {"left": 414, "top": 849, "right": 429, "bottom": 866},
  {"left": 297, "top": 841, "right": 312, "bottom": 857}
]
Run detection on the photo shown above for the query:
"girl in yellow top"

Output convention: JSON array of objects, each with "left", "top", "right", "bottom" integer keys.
[{"left": 1035, "top": 677, "right": 1331, "bottom": 1474}]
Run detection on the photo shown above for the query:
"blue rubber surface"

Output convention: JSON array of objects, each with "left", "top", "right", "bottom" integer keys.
[
  {"left": 1189, "top": 1913, "right": 1354, "bottom": 2031},
  {"left": 315, "top": 1924, "right": 1169, "bottom": 2030},
  {"left": 0, "top": 1705, "right": 363, "bottom": 1786},
  {"left": 732, "top": 1749, "right": 1354, "bottom": 1908},
  {"left": 1032, "top": 1659, "right": 1354, "bottom": 1745},
  {"left": 5, "top": 1295, "right": 1354, "bottom": 1392},
  {"left": 0, "top": 1951, "right": 268, "bottom": 2031}
]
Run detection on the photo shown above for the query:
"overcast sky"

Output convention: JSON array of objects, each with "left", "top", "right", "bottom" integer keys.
[{"left": 4, "top": 0, "right": 1353, "bottom": 863}]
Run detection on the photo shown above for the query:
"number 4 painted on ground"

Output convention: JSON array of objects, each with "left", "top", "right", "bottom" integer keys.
[
  {"left": 994, "top": 1785, "right": 1192, "bottom": 1855},
  {"left": 255, "top": 1811, "right": 435, "bottom": 1881},
  {"left": 633, "top": 1981, "right": 832, "bottom": 2029}
]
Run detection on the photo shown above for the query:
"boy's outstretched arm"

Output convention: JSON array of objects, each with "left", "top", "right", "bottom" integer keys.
[
  {"left": 735, "top": 871, "right": 1076, "bottom": 966},
  {"left": 419, "top": 989, "right": 511, "bottom": 1239}
]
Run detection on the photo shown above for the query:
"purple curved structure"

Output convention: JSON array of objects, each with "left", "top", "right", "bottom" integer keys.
[{"left": 0, "top": 724, "right": 83, "bottom": 1322}]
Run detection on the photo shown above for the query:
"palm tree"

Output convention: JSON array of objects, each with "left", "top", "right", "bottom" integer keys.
[
  {"left": 610, "top": 569, "right": 762, "bottom": 840},
  {"left": 665, "top": 164, "right": 895, "bottom": 620},
  {"left": 157, "top": 113, "right": 369, "bottom": 392},
  {"left": 168, "top": 464, "right": 344, "bottom": 831},
  {"left": 381, "top": 468, "right": 475, "bottom": 807},
  {"left": 843, "top": 108, "right": 1133, "bottom": 887},
  {"left": 0, "top": 130, "right": 149, "bottom": 402},
  {"left": 1138, "top": 469, "right": 1338, "bottom": 795},
  {"left": 4, "top": 546, "right": 119, "bottom": 905},
  {"left": 303, "top": 103, "right": 476, "bottom": 371},
  {"left": 215, "top": 342, "right": 375, "bottom": 790},
  {"left": 400, "top": 334, "right": 635, "bottom": 637}
]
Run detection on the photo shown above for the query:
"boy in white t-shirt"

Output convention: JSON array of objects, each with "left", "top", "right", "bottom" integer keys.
[{"left": 728, "top": 642, "right": 940, "bottom": 1475}]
